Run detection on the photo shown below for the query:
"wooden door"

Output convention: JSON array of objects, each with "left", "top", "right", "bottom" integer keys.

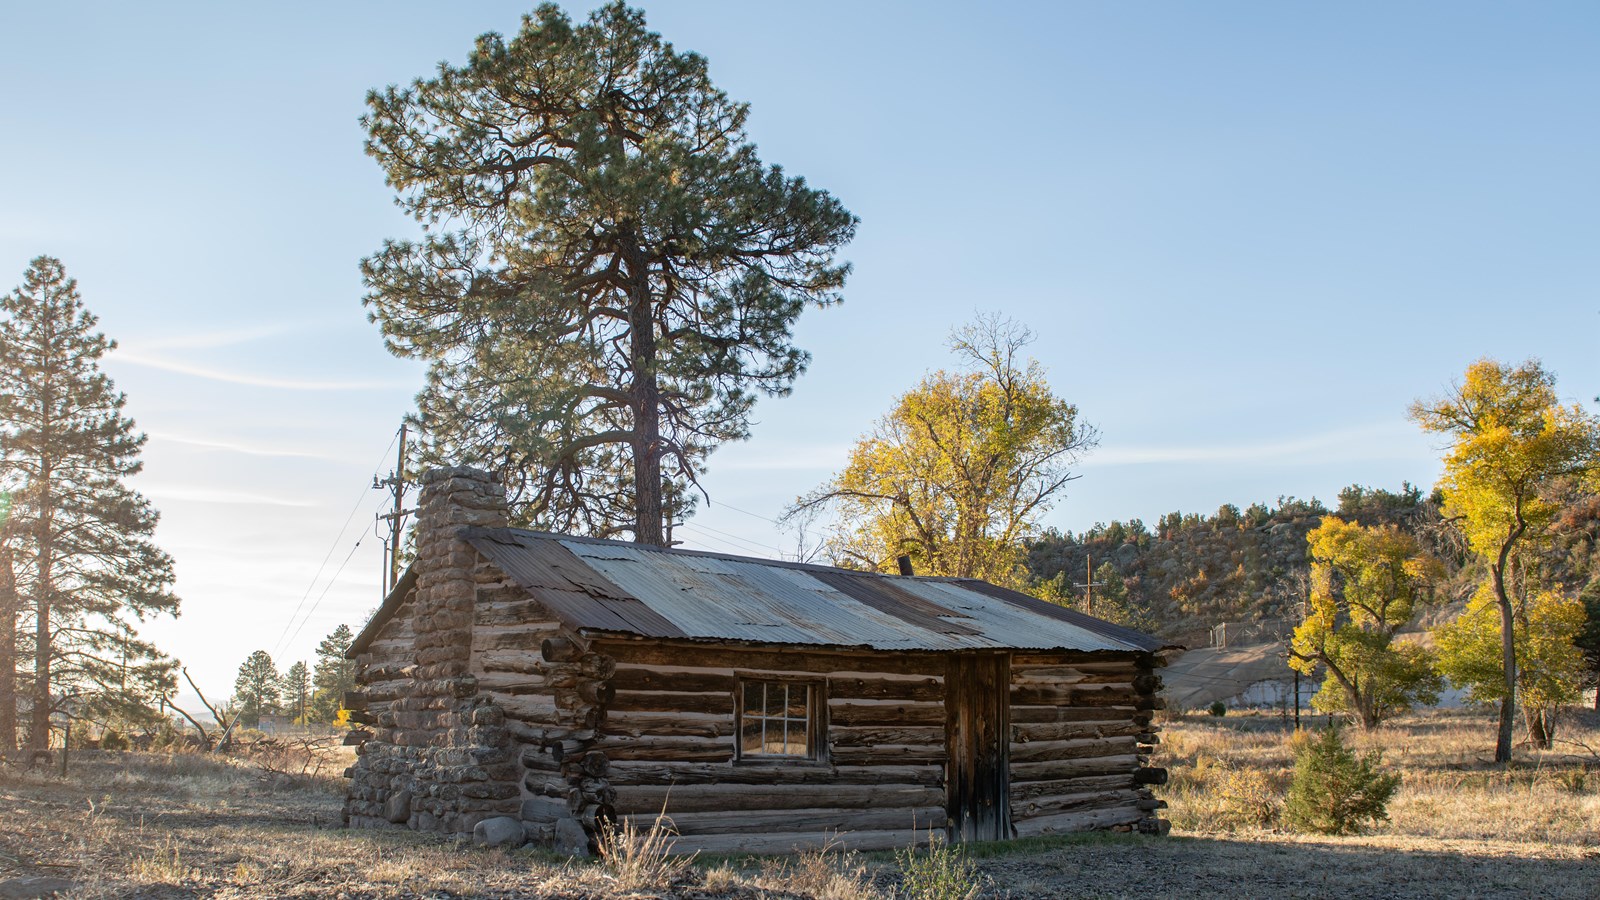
[{"left": 945, "top": 653, "right": 1011, "bottom": 842}]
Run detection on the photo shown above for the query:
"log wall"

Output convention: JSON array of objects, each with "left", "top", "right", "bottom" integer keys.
[
  {"left": 1006, "top": 651, "right": 1169, "bottom": 837},
  {"left": 589, "top": 638, "right": 947, "bottom": 854}
]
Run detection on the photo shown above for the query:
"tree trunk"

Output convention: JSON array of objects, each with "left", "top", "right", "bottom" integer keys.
[
  {"left": 1490, "top": 555, "right": 1517, "bottom": 764},
  {"left": 1524, "top": 706, "right": 1552, "bottom": 749},
  {"left": 0, "top": 540, "right": 16, "bottom": 752},
  {"left": 29, "top": 489, "right": 53, "bottom": 752},
  {"left": 625, "top": 243, "right": 664, "bottom": 547}
]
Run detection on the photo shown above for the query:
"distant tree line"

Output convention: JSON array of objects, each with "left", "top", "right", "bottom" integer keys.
[{"left": 228, "top": 624, "right": 357, "bottom": 727}]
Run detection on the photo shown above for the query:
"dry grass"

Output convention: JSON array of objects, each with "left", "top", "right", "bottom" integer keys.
[
  {"left": 0, "top": 709, "right": 1595, "bottom": 898},
  {"left": 1158, "top": 706, "right": 1600, "bottom": 848}
]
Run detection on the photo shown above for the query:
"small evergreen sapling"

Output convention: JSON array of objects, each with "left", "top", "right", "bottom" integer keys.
[{"left": 1284, "top": 726, "right": 1400, "bottom": 835}]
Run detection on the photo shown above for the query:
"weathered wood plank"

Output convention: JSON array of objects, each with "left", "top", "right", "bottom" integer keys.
[
  {"left": 830, "top": 744, "right": 947, "bottom": 766},
  {"left": 830, "top": 700, "right": 945, "bottom": 726},
  {"left": 1009, "top": 773, "right": 1138, "bottom": 800},
  {"left": 1011, "top": 721, "right": 1144, "bottom": 744},
  {"left": 1009, "top": 736, "right": 1138, "bottom": 764},
  {"left": 665, "top": 828, "right": 929, "bottom": 855},
  {"left": 1009, "top": 755, "right": 1141, "bottom": 783},
  {"left": 607, "top": 761, "right": 943, "bottom": 787},
  {"left": 601, "top": 711, "right": 735, "bottom": 739},
  {"left": 635, "top": 805, "right": 945, "bottom": 836},
  {"left": 611, "top": 783, "right": 944, "bottom": 816},
  {"left": 1011, "top": 806, "right": 1143, "bottom": 837},
  {"left": 1010, "top": 788, "right": 1142, "bottom": 819},
  {"left": 829, "top": 725, "right": 944, "bottom": 748},
  {"left": 609, "top": 690, "right": 732, "bottom": 715}
]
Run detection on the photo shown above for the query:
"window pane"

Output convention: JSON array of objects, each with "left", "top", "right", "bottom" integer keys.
[
  {"left": 787, "top": 714, "right": 808, "bottom": 756},
  {"left": 741, "top": 717, "right": 763, "bottom": 754},
  {"left": 787, "top": 684, "right": 808, "bottom": 718},
  {"left": 744, "top": 682, "right": 765, "bottom": 716},
  {"left": 765, "top": 682, "right": 788, "bottom": 716}
]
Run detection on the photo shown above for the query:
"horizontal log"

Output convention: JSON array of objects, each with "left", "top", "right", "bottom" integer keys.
[
  {"left": 1011, "top": 788, "right": 1142, "bottom": 818},
  {"left": 830, "top": 745, "right": 947, "bottom": 766},
  {"left": 1010, "top": 736, "right": 1138, "bottom": 764},
  {"left": 607, "top": 761, "right": 943, "bottom": 787},
  {"left": 1010, "top": 754, "right": 1141, "bottom": 783},
  {"left": 520, "top": 794, "right": 567, "bottom": 822},
  {"left": 505, "top": 720, "right": 594, "bottom": 745},
  {"left": 499, "top": 695, "right": 561, "bottom": 722},
  {"left": 1009, "top": 705, "right": 1140, "bottom": 725},
  {"left": 612, "top": 666, "right": 734, "bottom": 694},
  {"left": 633, "top": 805, "right": 945, "bottom": 836},
  {"left": 601, "top": 711, "right": 735, "bottom": 739},
  {"left": 1010, "top": 774, "right": 1139, "bottom": 800},
  {"left": 828, "top": 675, "right": 943, "bottom": 702},
  {"left": 474, "top": 653, "right": 549, "bottom": 676},
  {"left": 830, "top": 700, "right": 945, "bottom": 726},
  {"left": 612, "top": 783, "right": 944, "bottom": 816},
  {"left": 664, "top": 827, "right": 929, "bottom": 856},
  {"left": 830, "top": 725, "right": 944, "bottom": 749},
  {"left": 1011, "top": 721, "right": 1144, "bottom": 744},
  {"left": 1012, "top": 806, "right": 1144, "bottom": 837},
  {"left": 475, "top": 629, "right": 555, "bottom": 652},
  {"left": 610, "top": 690, "right": 731, "bottom": 715},
  {"left": 596, "top": 742, "right": 734, "bottom": 764},
  {"left": 1010, "top": 684, "right": 1139, "bottom": 707}
]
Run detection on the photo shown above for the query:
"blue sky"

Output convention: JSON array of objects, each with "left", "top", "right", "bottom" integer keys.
[{"left": 2, "top": 1, "right": 1596, "bottom": 708}]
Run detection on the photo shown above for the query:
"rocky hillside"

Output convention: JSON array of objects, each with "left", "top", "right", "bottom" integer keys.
[{"left": 1024, "top": 484, "right": 1479, "bottom": 643}]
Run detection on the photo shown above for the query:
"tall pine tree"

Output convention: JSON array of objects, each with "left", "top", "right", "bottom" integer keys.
[
  {"left": 280, "top": 660, "right": 311, "bottom": 725},
  {"left": 232, "top": 650, "right": 280, "bottom": 727},
  {"left": 310, "top": 623, "right": 356, "bottom": 723},
  {"left": 0, "top": 257, "right": 179, "bottom": 749},
  {"left": 362, "top": 2, "right": 856, "bottom": 544}
]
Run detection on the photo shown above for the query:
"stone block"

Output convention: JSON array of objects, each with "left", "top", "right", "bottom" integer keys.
[
  {"left": 472, "top": 816, "right": 526, "bottom": 848},
  {"left": 384, "top": 790, "right": 412, "bottom": 824}
]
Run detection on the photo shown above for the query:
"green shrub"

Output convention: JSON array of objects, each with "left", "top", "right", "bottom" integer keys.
[
  {"left": 1208, "top": 701, "right": 1227, "bottom": 717},
  {"left": 1284, "top": 726, "right": 1399, "bottom": 835},
  {"left": 99, "top": 729, "right": 128, "bottom": 751},
  {"left": 896, "top": 833, "right": 983, "bottom": 900}
]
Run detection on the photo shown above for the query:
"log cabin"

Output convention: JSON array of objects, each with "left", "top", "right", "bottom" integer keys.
[{"left": 341, "top": 466, "right": 1175, "bottom": 854}]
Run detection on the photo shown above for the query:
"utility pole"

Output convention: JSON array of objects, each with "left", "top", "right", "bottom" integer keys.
[
  {"left": 1073, "top": 553, "right": 1106, "bottom": 617},
  {"left": 373, "top": 424, "right": 411, "bottom": 596}
]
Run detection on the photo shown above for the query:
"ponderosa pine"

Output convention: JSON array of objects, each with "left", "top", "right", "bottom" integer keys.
[
  {"left": 0, "top": 257, "right": 179, "bottom": 749},
  {"left": 361, "top": 2, "right": 856, "bottom": 544}
]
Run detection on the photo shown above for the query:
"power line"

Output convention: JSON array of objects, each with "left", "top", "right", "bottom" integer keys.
[
  {"left": 283, "top": 533, "right": 369, "bottom": 651},
  {"left": 677, "top": 519, "right": 788, "bottom": 557},
  {"left": 269, "top": 431, "right": 400, "bottom": 660}
]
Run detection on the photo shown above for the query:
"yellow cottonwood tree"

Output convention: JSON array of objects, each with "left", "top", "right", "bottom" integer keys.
[
  {"left": 1410, "top": 358, "right": 1600, "bottom": 761},
  {"left": 787, "top": 317, "right": 1096, "bottom": 583},
  {"left": 1289, "top": 517, "right": 1443, "bottom": 728},
  {"left": 1435, "top": 586, "right": 1586, "bottom": 747}
]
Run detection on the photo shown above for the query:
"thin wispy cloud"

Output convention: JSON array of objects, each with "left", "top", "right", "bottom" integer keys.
[
  {"left": 1090, "top": 424, "right": 1424, "bottom": 467},
  {"left": 148, "top": 431, "right": 345, "bottom": 461},
  {"left": 113, "top": 349, "right": 410, "bottom": 391},
  {"left": 140, "top": 484, "right": 320, "bottom": 508},
  {"left": 130, "top": 323, "right": 297, "bottom": 352}
]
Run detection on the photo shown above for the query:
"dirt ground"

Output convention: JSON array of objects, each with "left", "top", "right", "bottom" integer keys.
[{"left": 1, "top": 724, "right": 1596, "bottom": 899}]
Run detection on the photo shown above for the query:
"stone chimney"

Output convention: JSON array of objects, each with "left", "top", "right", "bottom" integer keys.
[{"left": 344, "top": 465, "right": 520, "bottom": 837}]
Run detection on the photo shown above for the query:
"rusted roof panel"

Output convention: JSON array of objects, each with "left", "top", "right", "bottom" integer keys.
[{"left": 460, "top": 528, "right": 1164, "bottom": 654}]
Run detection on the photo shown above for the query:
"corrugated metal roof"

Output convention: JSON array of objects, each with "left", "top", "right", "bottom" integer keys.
[{"left": 461, "top": 527, "right": 1166, "bottom": 654}]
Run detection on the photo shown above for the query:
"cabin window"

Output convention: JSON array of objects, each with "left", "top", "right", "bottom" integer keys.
[{"left": 738, "top": 679, "right": 817, "bottom": 759}]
